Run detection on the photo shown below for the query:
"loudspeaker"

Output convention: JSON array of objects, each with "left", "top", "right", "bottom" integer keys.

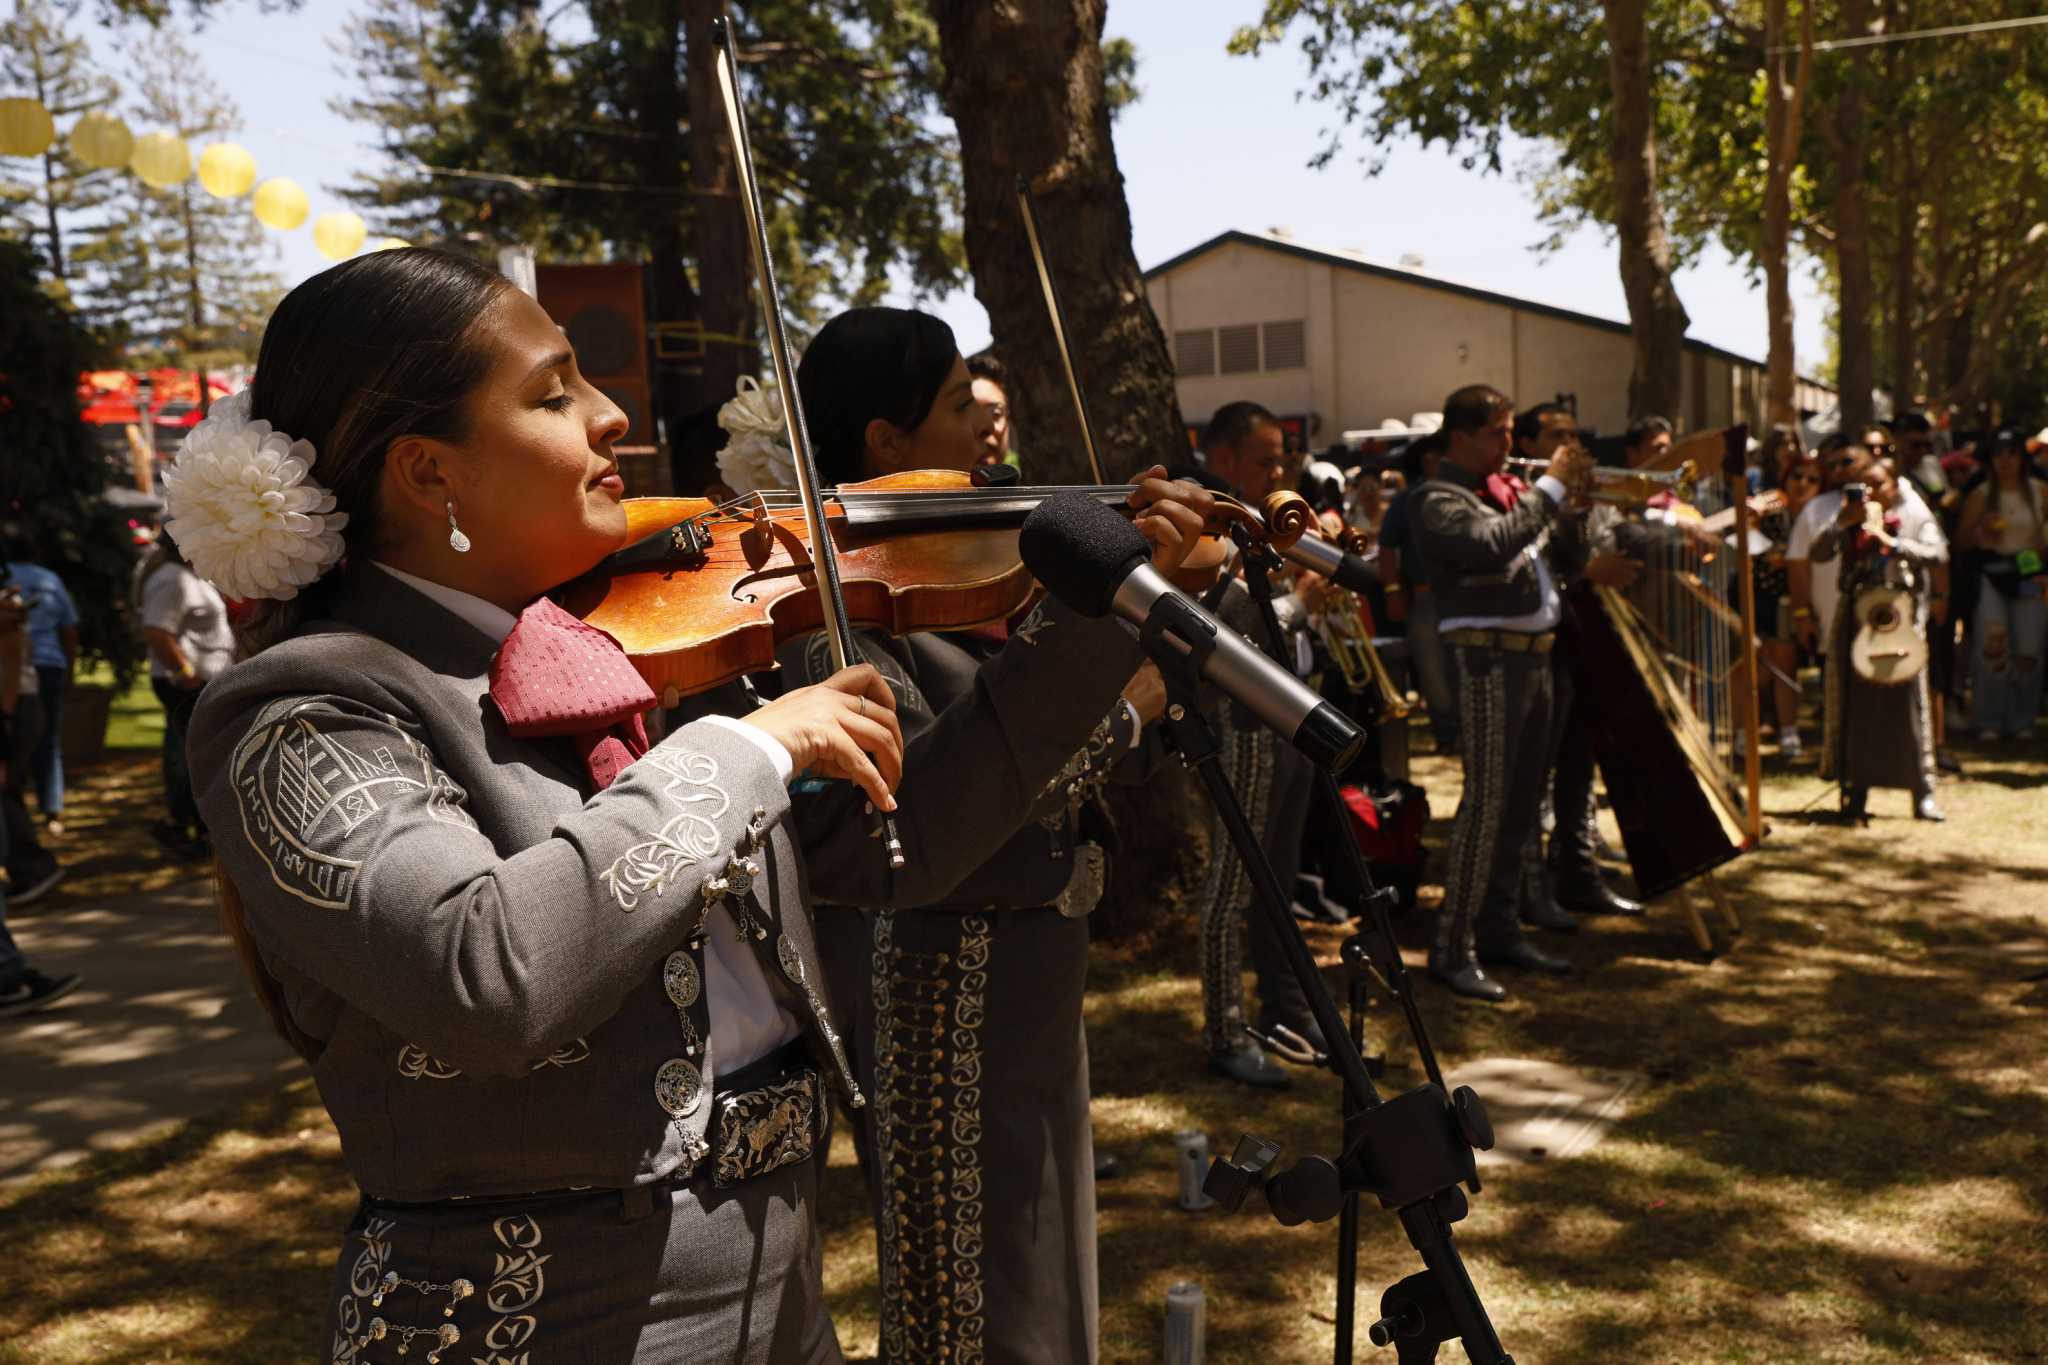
[{"left": 535, "top": 263, "right": 652, "bottom": 447}]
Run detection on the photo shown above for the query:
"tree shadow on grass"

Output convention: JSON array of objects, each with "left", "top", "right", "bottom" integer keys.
[{"left": 0, "top": 1080, "right": 349, "bottom": 1365}]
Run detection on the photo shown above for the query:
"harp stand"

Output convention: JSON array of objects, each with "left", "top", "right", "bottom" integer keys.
[{"left": 1158, "top": 535, "right": 1511, "bottom": 1365}]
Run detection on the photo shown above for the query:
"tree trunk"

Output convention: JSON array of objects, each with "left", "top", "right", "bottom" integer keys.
[
  {"left": 31, "top": 50, "right": 65, "bottom": 281},
  {"left": 601, "top": 0, "right": 705, "bottom": 488},
  {"left": 932, "top": 0, "right": 1193, "bottom": 928},
  {"left": 180, "top": 180, "right": 211, "bottom": 417},
  {"left": 1761, "top": 0, "right": 1811, "bottom": 429},
  {"left": 932, "top": 0, "right": 1186, "bottom": 482},
  {"left": 682, "top": 0, "right": 753, "bottom": 481},
  {"left": 1601, "top": 0, "right": 1690, "bottom": 423},
  {"left": 1884, "top": 0, "right": 1918, "bottom": 406},
  {"left": 1832, "top": 0, "right": 1875, "bottom": 430},
  {"left": 1889, "top": 184, "right": 1918, "bottom": 408}
]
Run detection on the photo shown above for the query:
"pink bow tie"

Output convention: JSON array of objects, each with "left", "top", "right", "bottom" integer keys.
[{"left": 488, "top": 597, "right": 655, "bottom": 790}]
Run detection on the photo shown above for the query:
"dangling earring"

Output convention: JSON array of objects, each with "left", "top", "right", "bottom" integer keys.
[{"left": 446, "top": 500, "right": 471, "bottom": 554}]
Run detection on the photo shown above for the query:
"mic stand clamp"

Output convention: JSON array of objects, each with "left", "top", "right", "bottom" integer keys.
[{"left": 1140, "top": 587, "right": 1511, "bottom": 1365}]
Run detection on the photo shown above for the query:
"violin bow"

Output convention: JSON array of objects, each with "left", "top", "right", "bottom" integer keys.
[
  {"left": 1016, "top": 176, "right": 1107, "bottom": 485},
  {"left": 712, "top": 18, "right": 906, "bottom": 869}
]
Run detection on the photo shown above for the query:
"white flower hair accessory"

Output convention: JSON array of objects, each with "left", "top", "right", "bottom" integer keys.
[
  {"left": 159, "top": 387, "right": 350, "bottom": 601},
  {"left": 716, "top": 374, "right": 797, "bottom": 496}
]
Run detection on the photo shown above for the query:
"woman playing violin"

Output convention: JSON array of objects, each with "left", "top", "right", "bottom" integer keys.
[{"left": 179, "top": 252, "right": 1206, "bottom": 1364}]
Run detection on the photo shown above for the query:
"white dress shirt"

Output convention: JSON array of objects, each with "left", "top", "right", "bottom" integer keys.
[
  {"left": 1786, "top": 485, "right": 1946, "bottom": 649},
  {"left": 373, "top": 562, "right": 802, "bottom": 1070}
]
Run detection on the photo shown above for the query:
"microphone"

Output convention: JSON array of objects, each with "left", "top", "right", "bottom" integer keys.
[
  {"left": 1279, "top": 534, "right": 1379, "bottom": 597},
  {"left": 1019, "top": 495, "right": 1365, "bottom": 771}
]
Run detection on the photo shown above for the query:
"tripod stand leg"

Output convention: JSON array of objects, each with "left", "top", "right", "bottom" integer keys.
[
  {"left": 1676, "top": 884, "right": 1714, "bottom": 954},
  {"left": 1336, "top": 1191, "right": 1359, "bottom": 1364},
  {"left": 1704, "top": 871, "right": 1743, "bottom": 936}
]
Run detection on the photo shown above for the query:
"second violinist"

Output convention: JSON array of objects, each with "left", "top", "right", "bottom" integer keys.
[{"left": 783, "top": 305, "right": 1198, "bottom": 1365}]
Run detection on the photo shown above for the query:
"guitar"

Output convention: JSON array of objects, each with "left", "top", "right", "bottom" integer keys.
[{"left": 1849, "top": 585, "right": 1927, "bottom": 684}]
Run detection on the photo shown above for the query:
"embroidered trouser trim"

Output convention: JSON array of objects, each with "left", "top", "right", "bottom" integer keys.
[
  {"left": 1438, "top": 646, "right": 1553, "bottom": 965},
  {"left": 1198, "top": 725, "right": 1273, "bottom": 1054},
  {"left": 871, "top": 911, "right": 991, "bottom": 1365}
]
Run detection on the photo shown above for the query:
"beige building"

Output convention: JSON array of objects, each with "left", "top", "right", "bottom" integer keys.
[{"left": 1144, "top": 229, "right": 1833, "bottom": 446}]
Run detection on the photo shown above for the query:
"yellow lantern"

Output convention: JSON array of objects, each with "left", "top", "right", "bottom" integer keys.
[
  {"left": 251, "top": 177, "right": 309, "bottom": 231},
  {"left": 0, "top": 97, "right": 56, "bottom": 158},
  {"left": 129, "top": 130, "right": 191, "bottom": 188},
  {"left": 68, "top": 111, "right": 133, "bottom": 170},
  {"left": 313, "top": 211, "right": 368, "bottom": 260},
  {"left": 196, "top": 142, "right": 256, "bottom": 198},
  {"left": 372, "top": 237, "right": 411, "bottom": 252}
]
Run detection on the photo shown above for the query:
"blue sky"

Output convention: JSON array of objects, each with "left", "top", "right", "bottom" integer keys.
[{"left": 81, "top": 0, "right": 1829, "bottom": 371}]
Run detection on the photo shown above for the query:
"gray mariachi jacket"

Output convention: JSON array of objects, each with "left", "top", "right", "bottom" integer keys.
[
  {"left": 190, "top": 572, "right": 1139, "bottom": 1202},
  {"left": 776, "top": 616, "right": 1142, "bottom": 914},
  {"left": 1412, "top": 462, "right": 1586, "bottom": 621}
]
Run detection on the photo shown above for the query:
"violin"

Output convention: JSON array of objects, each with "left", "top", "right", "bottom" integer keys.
[{"left": 561, "top": 468, "right": 1321, "bottom": 703}]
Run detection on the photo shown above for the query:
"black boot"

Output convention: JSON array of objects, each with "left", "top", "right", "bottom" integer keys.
[
  {"left": 1553, "top": 867, "right": 1645, "bottom": 917},
  {"left": 1520, "top": 893, "right": 1580, "bottom": 934},
  {"left": 1842, "top": 784, "right": 1869, "bottom": 822},
  {"left": 1207, "top": 1042, "right": 1292, "bottom": 1088},
  {"left": 1478, "top": 938, "right": 1574, "bottom": 975},
  {"left": 1428, "top": 956, "right": 1508, "bottom": 1001}
]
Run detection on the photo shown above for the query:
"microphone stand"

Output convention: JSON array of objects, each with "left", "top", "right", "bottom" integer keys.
[{"left": 1152, "top": 534, "right": 1512, "bottom": 1365}]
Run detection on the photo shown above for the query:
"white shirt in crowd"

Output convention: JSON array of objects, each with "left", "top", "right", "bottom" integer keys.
[
  {"left": 1984, "top": 484, "right": 2045, "bottom": 555},
  {"left": 1786, "top": 483, "right": 1947, "bottom": 648},
  {"left": 373, "top": 562, "right": 803, "bottom": 1073},
  {"left": 141, "top": 560, "right": 237, "bottom": 683}
]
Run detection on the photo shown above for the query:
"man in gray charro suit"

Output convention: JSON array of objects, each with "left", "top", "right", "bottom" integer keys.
[
  {"left": 1179, "top": 401, "right": 1328, "bottom": 1089},
  {"left": 189, "top": 564, "right": 1146, "bottom": 1364},
  {"left": 1411, "top": 384, "right": 1591, "bottom": 1003}
]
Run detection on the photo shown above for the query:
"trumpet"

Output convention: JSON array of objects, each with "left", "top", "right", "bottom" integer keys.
[
  {"left": 1504, "top": 456, "right": 1697, "bottom": 506},
  {"left": 1318, "top": 595, "right": 1414, "bottom": 719}
]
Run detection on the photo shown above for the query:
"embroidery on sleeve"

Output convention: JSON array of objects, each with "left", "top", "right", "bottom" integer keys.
[
  {"left": 395, "top": 1036, "right": 592, "bottom": 1081},
  {"left": 803, "top": 631, "right": 929, "bottom": 719},
  {"left": 1012, "top": 600, "right": 1055, "bottom": 644},
  {"left": 600, "top": 749, "right": 731, "bottom": 912},
  {"left": 1035, "top": 712, "right": 1118, "bottom": 814},
  {"left": 232, "top": 699, "right": 477, "bottom": 911}
]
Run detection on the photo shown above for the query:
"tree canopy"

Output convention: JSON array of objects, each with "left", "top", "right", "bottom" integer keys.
[{"left": 1232, "top": 1, "right": 2048, "bottom": 427}]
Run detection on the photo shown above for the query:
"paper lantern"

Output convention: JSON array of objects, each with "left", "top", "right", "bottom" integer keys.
[
  {"left": 313, "top": 211, "right": 367, "bottom": 260},
  {"left": 372, "top": 237, "right": 411, "bottom": 252},
  {"left": 0, "top": 97, "right": 56, "bottom": 157},
  {"left": 196, "top": 142, "right": 256, "bottom": 198},
  {"left": 129, "top": 130, "right": 191, "bottom": 188},
  {"left": 68, "top": 111, "right": 133, "bottom": 170},
  {"left": 251, "top": 177, "right": 309, "bottom": 231}
]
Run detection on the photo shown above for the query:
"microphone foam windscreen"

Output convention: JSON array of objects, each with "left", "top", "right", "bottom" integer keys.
[{"left": 1019, "top": 493, "right": 1151, "bottom": 618}]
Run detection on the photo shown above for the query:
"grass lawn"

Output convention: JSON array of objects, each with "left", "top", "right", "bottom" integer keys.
[
  {"left": 75, "top": 662, "right": 167, "bottom": 754},
  {"left": 3, "top": 726, "right": 2044, "bottom": 1363}
]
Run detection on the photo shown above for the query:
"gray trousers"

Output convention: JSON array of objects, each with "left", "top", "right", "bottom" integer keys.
[
  {"left": 1198, "top": 723, "right": 1316, "bottom": 1054},
  {"left": 324, "top": 1162, "right": 841, "bottom": 1364},
  {"left": 1437, "top": 644, "right": 1554, "bottom": 966}
]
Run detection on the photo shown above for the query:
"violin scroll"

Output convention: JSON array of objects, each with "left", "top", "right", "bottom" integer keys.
[{"left": 1258, "top": 490, "right": 1316, "bottom": 550}]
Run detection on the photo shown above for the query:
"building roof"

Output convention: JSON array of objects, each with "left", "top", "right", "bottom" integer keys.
[{"left": 1144, "top": 228, "right": 1827, "bottom": 385}]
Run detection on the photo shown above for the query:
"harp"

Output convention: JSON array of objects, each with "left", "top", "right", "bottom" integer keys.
[{"left": 1568, "top": 424, "right": 1765, "bottom": 951}]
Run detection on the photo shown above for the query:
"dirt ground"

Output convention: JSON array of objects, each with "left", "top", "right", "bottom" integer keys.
[{"left": 2, "top": 733, "right": 2044, "bottom": 1364}]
